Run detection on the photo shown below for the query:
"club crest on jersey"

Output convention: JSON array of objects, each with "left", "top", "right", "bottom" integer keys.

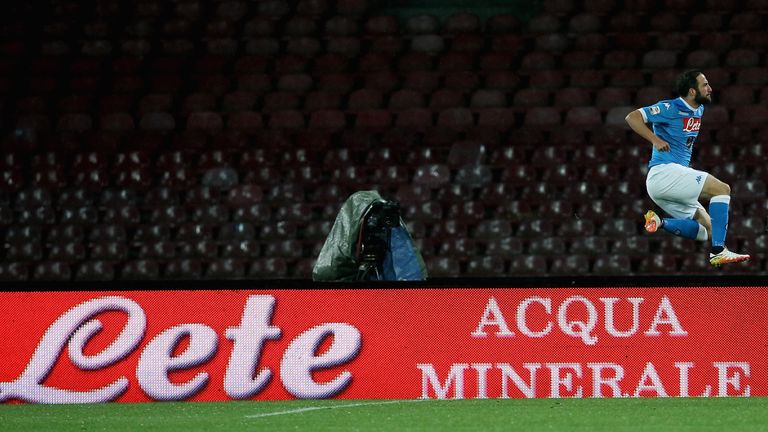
[{"left": 682, "top": 117, "right": 701, "bottom": 132}]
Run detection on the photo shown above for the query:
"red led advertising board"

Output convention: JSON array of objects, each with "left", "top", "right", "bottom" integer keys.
[{"left": 0, "top": 287, "right": 764, "bottom": 403}]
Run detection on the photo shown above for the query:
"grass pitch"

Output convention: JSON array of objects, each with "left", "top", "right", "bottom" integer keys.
[{"left": 2, "top": 398, "right": 768, "bottom": 432}]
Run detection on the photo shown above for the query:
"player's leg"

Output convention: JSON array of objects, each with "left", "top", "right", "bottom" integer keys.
[
  {"left": 692, "top": 208, "right": 711, "bottom": 240},
  {"left": 644, "top": 206, "right": 708, "bottom": 241},
  {"left": 644, "top": 164, "right": 708, "bottom": 241},
  {"left": 698, "top": 174, "right": 750, "bottom": 265},
  {"left": 698, "top": 174, "right": 730, "bottom": 253}
]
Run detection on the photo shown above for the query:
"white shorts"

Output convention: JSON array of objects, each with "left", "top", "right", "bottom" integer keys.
[{"left": 645, "top": 163, "right": 708, "bottom": 220}]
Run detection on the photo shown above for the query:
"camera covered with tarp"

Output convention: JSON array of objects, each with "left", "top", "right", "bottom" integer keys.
[{"left": 312, "top": 190, "right": 428, "bottom": 281}]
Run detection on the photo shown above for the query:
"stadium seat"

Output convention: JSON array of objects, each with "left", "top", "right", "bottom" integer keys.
[
  {"left": 138, "top": 240, "right": 176, "bottom": 260},
  {"left": 726, "top": 49, "right": 760, "bottom": 68},
  {"left": 429, "top": 89, "right": 465, "bottom": 111},
  {"left": 442, "top": 71, "right": 479, "bottom": 92},
  {"left": 513, "top": 88, "right": 550, "bottom": 108},
  {"left": 486, "top": 14, "right": 521, "bottom": 33},
  {"left": 550, "top": 255, "right": 591, "bottom": 275},
  {"left": 592, "top": 255, "right": 632, "bottom": 275},
  {"left": 509, "top": 255, "right": 548, "bottom": 275},
  {"left": 206, "top": 259, "right": 246, "bottom": 279},
  {"left": 569, "top": 70, "right": 605, "bottom": 89},
  {"left": 520, "top": 52, "right": 556, "bottom": 71},
  {"left": 516, "top": 219, "right": 554, "bottom": 239},
  {"left": 354, "top": 110, "right": 392, "bottom": 130},
  {"left": 479, "top": 53, "right": 514, "bottom": 72},
  {"left": 120, "top": 259, "right": 160, "bottom": 280},
  {"left": 33, "top": 261, "right": 72, "bottom": 281},
  {"left": 732, "top": 179, "right": 767, "bottom": 200},
  {"left": 524, "top": 107, "right": 560, "bottom": 127},
  {"left": 733, "top": 105, "right": 768, "bottom": 126},
  {"left": 396, "top": 72, "right": 435, "bottom": 94},
  {"left": 565, "top": 107, "right": 602, "bottom": 128},
  {"left": 528, "top": 70, "right": 564, "bottom": 89},
  {"left": 75, "top": 260, "right": 115, "bottom": 281},
  {"left": 529, "top": 237, "right": 566, "bottom": 255},
  {"left": 365, "top": 15, "right": 398, "bottom": 35},
  {"left": 436, "top": 108, "right": 473, "bottom": 131},
  {"left": 7, "top": 242, "right": 43, "bottom": 261},
  {"left": 465, "top": 256, "right": 506, "bottom": 277},
  {"left": 729, "top": 216, "right": 765, "bottom": 238},
  {"left": 348, "top": 89, "right": 383, "bottom": 111},
  {"left": 426, "top": 257, "right": 461, "bottom": 278},
  {"left": 527, "top": 14, "right": 561, "bottom": 33},
  {"left": 248, "top": 258, "right": 288, "bottom": 278},
  {"left": 638, "top": 254, "right": 680, "bottom": 275},
  {"left": 552, "top": 87, "right": 590, "bottom": 109},
  {"left": 386, "top": 90, "right": 424, "bottom": 112},
  {"left": 641, "top": 49, "right": 677, "bottom": 69},
  {"left": 405, "top": 14, "right": 439, "bottom": 34}
]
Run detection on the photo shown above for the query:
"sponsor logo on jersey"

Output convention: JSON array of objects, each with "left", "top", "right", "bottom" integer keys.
[{"left": 682, "top": 117, "right": 701, "bottom": 132}]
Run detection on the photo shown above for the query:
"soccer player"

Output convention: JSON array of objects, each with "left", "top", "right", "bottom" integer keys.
[{"left": 625, "top": 69, "right": 750, "bottom": 266}]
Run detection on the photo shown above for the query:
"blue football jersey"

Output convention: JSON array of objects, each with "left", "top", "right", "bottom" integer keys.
[{"left": 640, "top": 97, "right": 704, "bottom": 168}]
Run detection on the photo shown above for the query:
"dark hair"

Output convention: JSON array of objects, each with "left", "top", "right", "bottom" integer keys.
[{"left": 675, "top": 69, "right": 703, "bottom": 97}]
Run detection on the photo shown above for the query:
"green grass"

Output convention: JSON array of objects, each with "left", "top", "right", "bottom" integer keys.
[{"left": 2, "top": 398, "right": 768, "bottom": 432}]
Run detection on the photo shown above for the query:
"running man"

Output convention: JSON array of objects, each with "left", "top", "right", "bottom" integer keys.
[{"left": 625, "top": 69, "right": 750, "bottom": 266}]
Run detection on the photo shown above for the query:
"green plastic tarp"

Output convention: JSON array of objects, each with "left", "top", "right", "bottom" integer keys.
[{"left": 312, "top": 190, "right": 427, "bottom": 281}]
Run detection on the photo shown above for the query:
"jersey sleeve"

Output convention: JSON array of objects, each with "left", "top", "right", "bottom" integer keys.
[{"left": 639, "top": 101, "right": 678, "bottom": 124}]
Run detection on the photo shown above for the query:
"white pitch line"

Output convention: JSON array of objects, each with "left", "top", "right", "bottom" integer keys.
[{"left": 245, "top": 399, "right": 424, "bottom": 419}]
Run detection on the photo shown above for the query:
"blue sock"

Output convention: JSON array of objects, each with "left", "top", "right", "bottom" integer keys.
[
  {"left": 709, "top": 195, "right": 730, "bottom": 251},
  {"left": 661, "top": 218, "right": 702, "bottom": 240}
]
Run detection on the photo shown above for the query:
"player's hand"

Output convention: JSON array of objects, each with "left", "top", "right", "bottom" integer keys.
[{"left": 652, "top": 137, "right": 670, "bottom": 152}]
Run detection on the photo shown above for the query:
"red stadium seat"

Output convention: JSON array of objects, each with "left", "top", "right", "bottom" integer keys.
[
  {"left": 535, "top": 33, "right": 569, "bottom": 52},
  {"left": 642, "top": 50, "right": 678, "bottom": 69},
  {"left": 726, "top": 49, "right": 760, "bottom": 68},
  {"left": 429, "top": 89, "right": 465, "bottom": 110},
  {"left": 527, "top": 14, "right": 561, "bottom": 33},
  {"left": 303, "top": 90, "right": 342, "bottom": 111},
  {"left": 730, "top": 13, "right": 762, "bottom": 30},
  {"left": 569, "top": 70, "right": 605, "bottom": 88},
  {"left": 520, "top": 51, "right": 556, "bottom": 71},
  {"left": 486, "top": 14, "right": 521, "bottom": 33},
  {"left": 348, "top": 89, "right": 383, "bottom": 111},
  {"left": 436, "top": 108, "right": 474, "bottom": 131},
  {"left": 361, "top": 70, "right": 398, "bottom": 93},
  {"left": 438, "top": 51, "right": 473, "bottom": 72},
  {"left": 524, "top": 107, "right": 561, "bottom": 127},
  {"left": 565, "top": 107, "right": 602, "bottom": 128},
  {"left": 603, "top": 49, "right": 637, "bottom": 69},
  {"left": 513, "top": 88, "right": 550, "bottom": 108},
  {"left": 636, "top": 86, "right": 672, "bottom": 106},
  {"left": 594, "top": 88, "right": 631, "bottom": 110},
  {"left": 365, "top": 15, "right": 399, "bottom": 35}
]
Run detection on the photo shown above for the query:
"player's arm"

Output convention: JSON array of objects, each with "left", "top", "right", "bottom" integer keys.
[{"left": 625, "top": 109, "right": 670, "bottom": 152}]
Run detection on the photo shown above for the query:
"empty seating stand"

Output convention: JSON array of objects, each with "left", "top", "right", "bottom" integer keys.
[{"left": 0, "top": 0, "right": 764, "bottom": 280}]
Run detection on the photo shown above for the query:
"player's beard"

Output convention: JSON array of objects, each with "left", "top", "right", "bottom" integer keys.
[{"left": 694, "top": 89, "right": 712, "bottom": 105}]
